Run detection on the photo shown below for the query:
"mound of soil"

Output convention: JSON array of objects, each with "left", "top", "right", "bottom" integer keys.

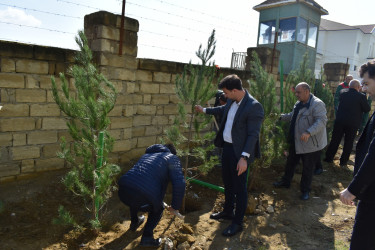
[{"left": 0, "top": 154, "right": 356, "bottom": 249}]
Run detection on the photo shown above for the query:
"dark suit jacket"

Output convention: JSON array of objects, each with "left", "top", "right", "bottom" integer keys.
[
  {"left": 336, "top": 88, "right": 371, "bottom": 128},
  {"left": 206, "top": 90, "right": 264, "bottom": 163},
  {"left": 348, "top": 111, "right": 375, "bottom": 203}
]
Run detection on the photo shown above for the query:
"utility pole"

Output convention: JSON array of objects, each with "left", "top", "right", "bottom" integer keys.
[
  {"left": 118, "top": 0, "right": 126, "bottom": 55},
  {"left": 271, "top": 30, "right": 278, "bottom": 74}
]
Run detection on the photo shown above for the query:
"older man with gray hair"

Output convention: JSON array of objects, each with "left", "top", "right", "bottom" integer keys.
[
  {"left": 324, "top": 79, "right": 371, "bottom": 166},
  {"left": 273, "top": 82, "right": 327, "bottom": 200}
]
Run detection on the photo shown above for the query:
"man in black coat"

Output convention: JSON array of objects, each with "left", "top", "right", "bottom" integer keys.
[
  {"left": 340, "top": 59, "right": 375, "bottom": 249},
  {"left": 118, "top": 144, "right": 185, "bottom": 247},
  {"left": 324, "top": 79, "right": 371, "bottom": 166},
  {"left": 195, "top": 74, "right": 264, "bottom": 237}
]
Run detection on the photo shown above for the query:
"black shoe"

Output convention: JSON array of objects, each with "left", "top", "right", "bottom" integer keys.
[
  {"left": 210, "top": 211, "right": 234, "bottom": 220},
  {"left": 139, "top": 237, "right": 161, "bottom": 247},
  {"left": 222, "top": 223, "right": 243, "bottom": 237},
  {"left": 129, "top": 215, "right": 145, "bottom": 231},
  {"left": 314, "top": 168, "right": 323, "bottom": 175},
  {"left": 273, "top": 180, "right": 290, "bottom": 188},
  {"left": 323, "top": 158, "right": 333, "bottom": 163},
  {"left": 300, "top": 191, "right": 309, "bottom": 200}
]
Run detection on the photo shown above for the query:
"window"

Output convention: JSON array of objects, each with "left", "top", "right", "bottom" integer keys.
[
  {"left": 297, "top": 17, "right": 308, "bottom": 44},
  {"left": 354, "top": 65, "right": 357, "bottom": 71},
  {"left": 278, "top": 17, "right": 296, "bottom": 43},
  {"left": 307, "top": 22, "right": 318, "bottom": 48},
  {"left": 258, "top": 20, "right": 276, "bottom": 45},
  {"left": 357, "top": 42, "right": 361, "bottom": 54}
]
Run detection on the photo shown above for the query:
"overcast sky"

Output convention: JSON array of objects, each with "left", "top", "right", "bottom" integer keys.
[{"left": 0, "top": 0, "right": 374, "bottom": 67}]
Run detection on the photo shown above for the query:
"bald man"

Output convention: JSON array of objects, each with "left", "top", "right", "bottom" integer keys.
[
  {"left": 325, "top": 79, "right": 371, "bottom": 166},
  {"left": 274, "top": 82, "right": 327, "bottom": 200}
]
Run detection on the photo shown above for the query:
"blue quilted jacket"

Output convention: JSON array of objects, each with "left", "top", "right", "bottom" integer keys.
[{"left": 118, "top": 144, "right": 185, "bottom": 211}]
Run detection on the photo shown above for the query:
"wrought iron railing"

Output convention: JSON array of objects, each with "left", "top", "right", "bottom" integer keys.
[{"left": 230, "top": 52, "right": 247, "bottom": 70}]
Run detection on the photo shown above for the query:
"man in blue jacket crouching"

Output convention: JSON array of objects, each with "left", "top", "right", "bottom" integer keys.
[{"left": 118, "top": 144, "right": 185, "bottom": 247}]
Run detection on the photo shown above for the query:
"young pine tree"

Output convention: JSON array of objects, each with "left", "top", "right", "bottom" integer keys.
[
  {"left": 163, "top": 30, "right": 220, "bottom": 204},
  {"left": 51, "top": 30, "right": 120, "bottom": 231},
  {"left": 248, "top": 51, "right": 285, "bottom": 189}
]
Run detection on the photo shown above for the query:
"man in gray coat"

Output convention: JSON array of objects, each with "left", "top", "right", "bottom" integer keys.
[
  {"left": 195, "top": 74, "right": 264, "bottom": 237},
  {"left": 274, "top": 82, "right": 327, "bottom": 200}
]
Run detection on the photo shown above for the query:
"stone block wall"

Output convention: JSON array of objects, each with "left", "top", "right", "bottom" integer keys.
[
  {"left": 0, "top": 11, "right": 253, "bottom": 182},
  {"left": 0, "top": 42, "right": 76, "bottom": 181}
]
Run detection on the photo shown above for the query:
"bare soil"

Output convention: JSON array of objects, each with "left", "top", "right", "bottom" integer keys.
[{"left": 0, "top": 153, "right": 356, "bottom": 250}]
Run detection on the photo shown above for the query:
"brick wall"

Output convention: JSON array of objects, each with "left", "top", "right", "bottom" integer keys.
[{"left": 0, "top": 11, "right": 253, "bottom": 182}]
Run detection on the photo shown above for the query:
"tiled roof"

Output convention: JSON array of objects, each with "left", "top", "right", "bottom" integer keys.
[
  {"left": 320, "top": 19, "right": 375, "bottom": 34},
  {"left": 253, "top": 0, "right": 328, "bottom": 15}
]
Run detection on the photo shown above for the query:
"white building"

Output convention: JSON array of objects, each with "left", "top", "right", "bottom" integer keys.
[{"left": 315, "top": 18, "right": 375, "bottom": 79}]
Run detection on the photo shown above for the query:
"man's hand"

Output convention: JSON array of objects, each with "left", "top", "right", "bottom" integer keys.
[
  {"left": 300, "top": 132, "right": 311, "bottom": 142},
  {"left": 194, "top": 105, "right": 204, "bottom": 113},
  {"left": 237, "top": 157, "right": 248, "bottom": 176},
  {"left": 340, "top": 188, "right": 356, "bottom": 206}
]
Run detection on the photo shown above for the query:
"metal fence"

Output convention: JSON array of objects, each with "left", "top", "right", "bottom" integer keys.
[{"left": 230, "top": 52, "right": 247, "bottom": 70}]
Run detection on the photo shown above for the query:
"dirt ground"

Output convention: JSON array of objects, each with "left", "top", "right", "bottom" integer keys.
[{"left": 0, "top": 152, "right": 357, "bottom": 250}]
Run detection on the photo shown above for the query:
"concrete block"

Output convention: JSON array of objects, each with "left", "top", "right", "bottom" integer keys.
[
  {"left": 16, "top": 89, "right": 46, "bottom": 103},
  {"left": 42, "top": 118, "right": 68, "bottom": 130},
  {"left": 123, "top": 128, "right": 132, "bottom": 139},
  {"left": 137, "top": 136, "right": 156, "bottom": 147},
  {"left": 153, "top": 72, "right": 171, "bottom": 83},
  {"left": 136, "top": 70, "right": 153, "bottom": 82},
  {"left": 28, "top": 131, "right": 58, "bottom": 144},
  {"left": 132, "top": 127, "right": 145, "bottom": 137},
  {"left": 0, "top": 104, "right": 29, "bottom": 117},
  {"left": 152, "top": 116, "right": 169, "bottom": 125},
  {"left": 0, "top": 133, "right": 12, "bottom": 146},
  {"left": 35, "top": 158, "right": 64, "bottom": 171},
  {"left": 143, "top": 94, "right": 151, "bottom": 104},
  {"left": 123, "top": 105, "right": 134, "bottom": 117},
  {"left": 164, "top": 105, "right": 178, "bottom": 115},
  {"left": 30, "top": 104, "right": 60, "bottom": 116},
  {"left": 136, "top": 105, "right": 156, "bottom": 115},
  {"left": 0, "top": 163, "right": 20, "bottom": 177},
  {"left": 133, "top": 116, "right": 151, "bottom": 126},
  {"left": 21, "top": 159, "right": 35, "bottom": 173},
  {"left": 112, "top": 140, "right": 131, "bottom": 152},
  {"left": 140, "top": 83, "right": 159, "bottom": 94},
  {"left": 11, "top": 146, "right": 40, "bottom": 160},
  {"left": 160, "top": 84, "right": 175, "bottom": 94},
  {"left": 0, "top": 118, "right": 35, "bottom": 132},
  {"left": 13, "top": 133, "right": 26, "bottom": 146},
  {"left": 145, "top": 126, "right": 163, "bottom": 136},
  {"left": 108, "top": 105, "right": 123, "bottom": 116},
  {"left": 1, "top": 58, "right": 15, "bottom": 72},
  {"left": 0, "top": 73, "right": 24, "bottom": 88},
  {"left": 16, "top": 59, "right": 48, "bottom": 74},
  {"left": 126, "top": 82, "right": 135, "bottom": 93},
  {"left": 108, "top": 129, "right": 122, "bottom": 140},
  {"left": 151, "top": 95, "right": 170, "bottom": 105},
  {"left": 42, "top": 144, "right": 61, "bottom": 158},
  {"left": 110, "top": 117, "right": 133, "bottom": 129}
]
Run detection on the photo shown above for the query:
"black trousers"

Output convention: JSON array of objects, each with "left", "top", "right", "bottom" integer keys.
[
  {"left": 118, "top": 186, "right": 163, "bottom": 237},
  {"left": 325, "top": 121, "right": 358, "bottom": 165},
  {"left": 221, "top": 142, "right": 248, "bottom": 225},
  {"left": 350, "top": 201, "right": 375, "bottom": 250},
  {"left": 282, "top": 144, "right": 320, "bottom": 192}
]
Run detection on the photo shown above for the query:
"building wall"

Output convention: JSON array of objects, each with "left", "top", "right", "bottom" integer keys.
[
  {"left": 0, "top": 11, "right": 255, "bottom": 182},
  {"left": 315, "top": 29, "right": 375, "bottom": 79}
]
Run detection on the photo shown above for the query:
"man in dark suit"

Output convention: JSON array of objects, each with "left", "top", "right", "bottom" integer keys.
[
  {"left": 324, "top": 79, "right": 371, "bottom": 166},
  {"left": 195, "top": 74, "right": 264, "bottom": 237},
  {"left": 340, "top": 59, "right": 375, "bottom": 249}
]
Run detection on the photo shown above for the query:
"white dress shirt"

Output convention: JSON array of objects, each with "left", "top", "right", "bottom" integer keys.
[{"left": 204, "top": 98, "right": 250, "bottom": 158}]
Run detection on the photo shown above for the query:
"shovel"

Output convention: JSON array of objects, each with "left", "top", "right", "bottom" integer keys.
[{"left": 163, "top": 202, "right": 185, "bottom": 219}]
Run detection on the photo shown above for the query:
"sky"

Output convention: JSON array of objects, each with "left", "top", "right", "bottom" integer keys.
[{"left": 0, "top": 0, "right": 374, "bottom": 67}]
